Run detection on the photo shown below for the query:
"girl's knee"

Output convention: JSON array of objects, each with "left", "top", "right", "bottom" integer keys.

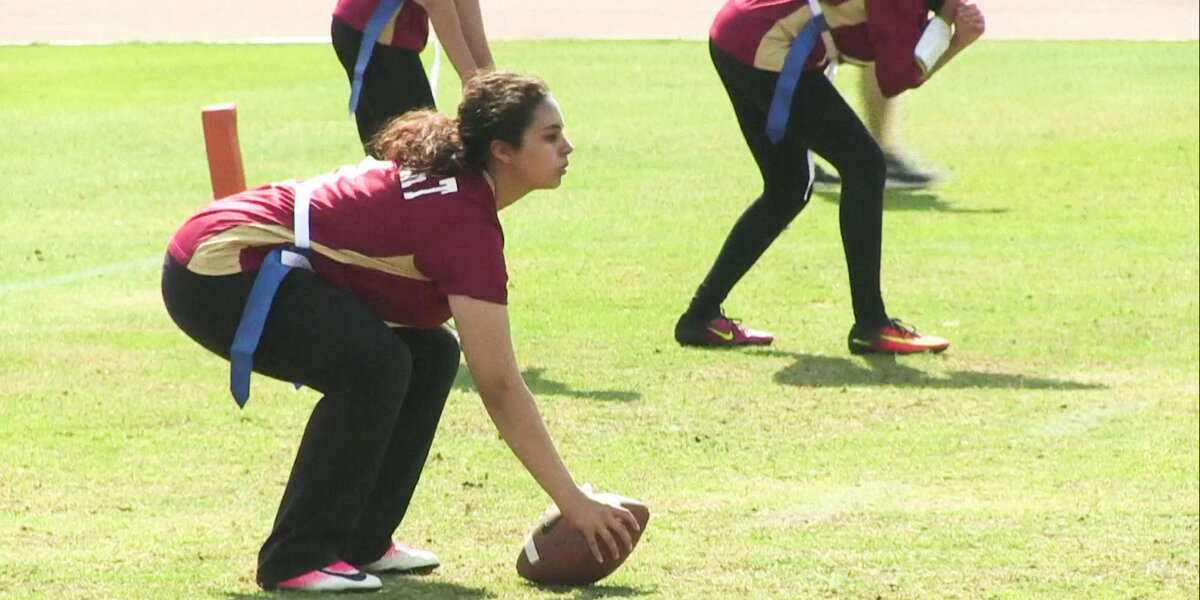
[{"left": 425, "top": 325, "right": 462, "bottom": 368}]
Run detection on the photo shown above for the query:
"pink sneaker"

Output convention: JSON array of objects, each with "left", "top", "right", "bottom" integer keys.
[
  {"left": 276, "top": 561, "right": 381, "bottom": 592},
  {"left": 675, "top": 312, "right": 774, "bottom": 347},
  {"left": 357, "top": 542, "right": 440, "bottom": 573}
]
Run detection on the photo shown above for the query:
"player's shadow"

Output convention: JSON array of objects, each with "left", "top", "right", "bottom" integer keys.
[
  {"left": 453, "top": 365, "right": 640, "bottom": 402},
  {"left": 524, "top": 583, "right": 654, "bottom": 598},
  {"left": 754, "top": 349, "right": 1105, "bottom": 390},
  {"left": 225, "top": 577, "right": 493, "bottom": 599},
  {"left": 814, "top": 189, "right": 1010, "bottom": 213}
]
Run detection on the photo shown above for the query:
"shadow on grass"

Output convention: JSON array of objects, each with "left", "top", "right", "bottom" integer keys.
[
  {"left": 225, "top": 575, "right": 494, "bottom": 599},
  {"left": 814, "top": 189, "right": 1010, "bottom": 213},
  {"left": 754, "top": 349, "right": 1105, "bottom": 390},
  {"left": 224, "top": 577, "right": 652, "bottom": 599},
  {"left": 522, "top": 583, "right": 653, "bottom": 598},
  {"left": 453, "top": 365, "right": 640, "bottom": 402}
]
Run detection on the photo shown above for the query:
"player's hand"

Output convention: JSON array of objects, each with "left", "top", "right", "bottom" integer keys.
[
  {"left": 561, "top": 495, "right": 641, "bottom": 563},
  {"left": 953, "top": 1, "right": 986, "bottom": 45}
]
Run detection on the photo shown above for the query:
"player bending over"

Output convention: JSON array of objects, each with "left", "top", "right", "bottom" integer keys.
[
  {"left": 163, "top": 71, "right": 640, "bottom": 592},
  {"left": 675, "top": 0, "right": 985, "bottom": 354}
]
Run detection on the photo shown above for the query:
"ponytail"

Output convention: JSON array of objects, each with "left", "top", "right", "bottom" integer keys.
[{"left": 368, "top": 110, "right": 465, "bottom": 176}]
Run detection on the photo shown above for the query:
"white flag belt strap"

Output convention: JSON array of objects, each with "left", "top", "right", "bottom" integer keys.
[{"left": 806, "top": 0, "right": 840, "bottom": 80}]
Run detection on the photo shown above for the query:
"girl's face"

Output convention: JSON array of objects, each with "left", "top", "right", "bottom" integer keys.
[{"left": 507, "top": 97, "right": 574, "bottom": 191}]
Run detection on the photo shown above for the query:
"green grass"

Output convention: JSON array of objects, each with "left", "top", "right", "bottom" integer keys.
[{"left": 0, "top": 40, "right": 1197, "bottom": 599}]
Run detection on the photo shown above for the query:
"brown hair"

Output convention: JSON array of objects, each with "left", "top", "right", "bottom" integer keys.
[{"left": 369, "top": 71, "right": 551, "bottom": 175}]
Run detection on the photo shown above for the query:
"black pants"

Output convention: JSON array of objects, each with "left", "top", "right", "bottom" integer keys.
[
  {"left": 160, "top": 255, "right": 459, "bottom": 588},
  {"left": 687, "top": 43, "right": 889, "bottom": 329},
  {"left": 331, "top": 18, "right": 436, "bottom": 154}
]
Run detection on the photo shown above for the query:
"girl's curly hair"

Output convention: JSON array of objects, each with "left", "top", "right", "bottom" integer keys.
[{"left": 368, "top": 71, "right": 550, "bottom": 176}]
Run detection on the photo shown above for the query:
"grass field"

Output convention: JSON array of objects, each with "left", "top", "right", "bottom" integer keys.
[{"left": 0, "top": 40, "right": 1197, "bottom": 599}]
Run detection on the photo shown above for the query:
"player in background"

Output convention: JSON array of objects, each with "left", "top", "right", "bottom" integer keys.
[
  {"left": 813, "top": 62, "right": 943, "bottom": 190},
  {"left": 162, "top": 71, "right": 639, "bottom": 592},
  {"left": 332, "top": 0, "right": 494, "bottom": 153},
  {"left": 675, "top": 0, "right": 984, "bottom": 354}
]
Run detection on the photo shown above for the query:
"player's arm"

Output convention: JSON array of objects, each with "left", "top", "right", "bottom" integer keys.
[
  {"left": 413, "top": 0, "right": 483, "bottom": 82},
  {"left": 449, "top": 0, "right": 494, "bottom": 72},
  {"left": 448, "top": 294, "right": 640, "bottom": 562},
  {"left": 919, "top": 0, "right": 986, "bottom": 80},
  {"left": 869, "top": 0, "right": 985, "bottom": 96}
]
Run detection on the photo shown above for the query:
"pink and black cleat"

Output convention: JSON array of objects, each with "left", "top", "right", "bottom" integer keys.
[
  {"left": 675, "top": 312, "right": 774, "bottom": 347},
  {"left": 275, "top": 561, "right": 381, "bottom": 592}
]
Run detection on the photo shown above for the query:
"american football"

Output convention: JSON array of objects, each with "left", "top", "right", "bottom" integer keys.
[{"left": 515, "top": 492, "right": 650, "bottom": 586}]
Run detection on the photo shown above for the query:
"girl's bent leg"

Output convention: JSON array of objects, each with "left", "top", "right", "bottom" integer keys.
[{"left": 338, "top": 325, "right": 460, "bottom": 565}]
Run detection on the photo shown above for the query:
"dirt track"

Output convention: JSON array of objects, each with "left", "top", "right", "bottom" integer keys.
[{"left": 2, "top": 0, "right": 1197, "bottom": 44}]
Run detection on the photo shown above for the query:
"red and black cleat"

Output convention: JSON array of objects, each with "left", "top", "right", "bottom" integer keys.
[{"left": 848, "top": 319, "right": 949, "bottom": 355}]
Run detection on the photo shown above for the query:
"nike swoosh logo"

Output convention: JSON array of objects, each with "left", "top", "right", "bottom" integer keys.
[
  {"left": 319, "top": 568, "right": 368, "bottom": 582},
  {"left": 707, "top": 326, "right": 734, "bottom": 341}
]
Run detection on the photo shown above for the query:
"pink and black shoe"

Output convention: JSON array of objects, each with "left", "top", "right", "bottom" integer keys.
[
  {"left": 275, "top": 561, "right": 381, "bottom": 592},
  {"left": 675, "top": 311, "right": 774, "bottom": 347}
]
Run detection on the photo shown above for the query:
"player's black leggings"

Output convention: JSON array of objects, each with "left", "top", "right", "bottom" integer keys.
[
  {"left": 332, "top": 18, "right": 436, "bottom": 154},
  {"left": 160, "top": 254, "right": 459, "bottom": 589},
  {"left": 686, "top": 43, "right": 889, "bottom": 329}
]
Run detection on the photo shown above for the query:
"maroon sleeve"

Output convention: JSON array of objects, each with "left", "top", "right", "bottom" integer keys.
[
  {"left": 416, "top": 218, "right": 508, "bottom": 305},
  {"left": 866, "top": 0, "right": 931, "bottom": 97}
]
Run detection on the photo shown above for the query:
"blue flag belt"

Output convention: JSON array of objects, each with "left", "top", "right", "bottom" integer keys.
[
  {"left": 764, "top": 0, "right": 840, "bottom": 144},
  {"left": 349, "top": 0, "right": 406, "bottom": 115},
  {"left": 229, "top": 183, "right": 315, "bottom": 407}
]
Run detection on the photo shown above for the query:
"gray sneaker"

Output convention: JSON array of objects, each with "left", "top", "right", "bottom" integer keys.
[
  {"left": 812, "top": 164, "right": 841, "bottom": 188},
  {"left": 358, "top": 542, "right": 440, "bottom": 573},
  {"left": 883, "top": 152, "right": 941, "bottom": 190}
]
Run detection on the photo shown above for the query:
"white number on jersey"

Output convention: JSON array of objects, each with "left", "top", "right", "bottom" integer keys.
[{"left": 400, "top": 172, "right": 460, "bottom": 200}]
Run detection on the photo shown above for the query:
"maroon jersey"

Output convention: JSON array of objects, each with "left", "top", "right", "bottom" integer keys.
[
  {"left": 168, "top": 160, "right": 506, "bottom": 329},
  {"left": 710, "top": 0, "right": 933, "bottom": 97},
  {"left": 333, "top": 0, "right": 430, "bottom": 52}
]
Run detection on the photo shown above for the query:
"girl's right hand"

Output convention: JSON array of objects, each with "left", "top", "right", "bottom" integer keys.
[{"left": 559, "top": 494, "right": 642, "bottom": 564}]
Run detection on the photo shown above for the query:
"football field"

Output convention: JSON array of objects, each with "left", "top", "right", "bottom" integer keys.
[{"left": 0, "top": 33, "right": 1197, "bottom": 600}]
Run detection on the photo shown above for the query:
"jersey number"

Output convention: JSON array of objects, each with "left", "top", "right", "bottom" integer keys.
[{"left": 401, "top": 173, "right": 459, "bottom": 200}]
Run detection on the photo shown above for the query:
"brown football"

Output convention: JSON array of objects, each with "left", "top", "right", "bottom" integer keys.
[{"left": 515, "top": 492, "right": 650, "bottom": 586}]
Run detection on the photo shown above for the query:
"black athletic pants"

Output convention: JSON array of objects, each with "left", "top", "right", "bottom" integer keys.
[
  {"left": 160, "top": 255, "right": 459, "bottom": 589},
  {"left": 331, "top": 18, "right": 436, "bottom": 154},
  {"left": 686, "top": 43, "right": 889, "bottom": 329}
]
